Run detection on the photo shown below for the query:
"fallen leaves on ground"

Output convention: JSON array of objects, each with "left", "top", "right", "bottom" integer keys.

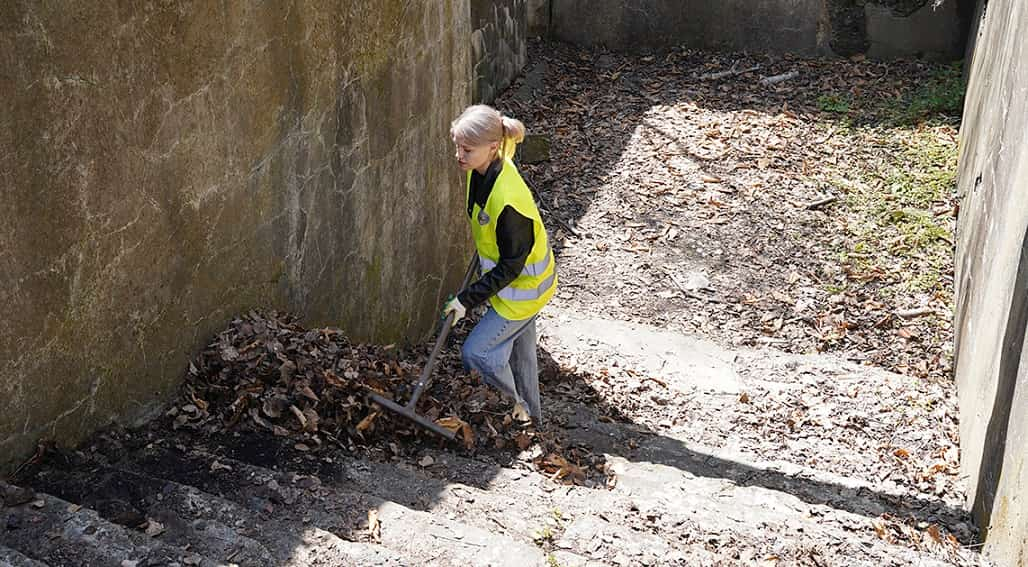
[
  {"left": 502, "top": 40, "right": 958, "bottom": 383},
  {"left": 174, "top": 310, "right": 610, "bottom": 488}
]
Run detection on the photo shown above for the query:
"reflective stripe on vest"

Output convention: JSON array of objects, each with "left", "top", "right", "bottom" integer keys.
[
  {"left": 496, "top": 270, "right": 557, "bottom": 301},
  {"left": 478, "top": 246, "right": 553, "bottom": 277}
]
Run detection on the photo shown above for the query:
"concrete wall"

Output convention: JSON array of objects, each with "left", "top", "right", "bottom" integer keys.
[
  {"left": 0, "top": 2, "right": 473, "bottom": 473},
  {"left": 525, "top": 0, "right": 551, "bottom": 38},
  {"left": 471, "top": 0, "right": 529, "bottom": 103},
  {"left": 549, "top": 0, "right": 968, "bottom": 59},
  {"left": 954, "top": 1, "right": 1028, "bottom": 564}
]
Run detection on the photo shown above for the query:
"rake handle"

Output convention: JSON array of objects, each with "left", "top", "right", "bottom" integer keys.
[{"left": 405, "top": 254, "right": 480, "bottom": 408}]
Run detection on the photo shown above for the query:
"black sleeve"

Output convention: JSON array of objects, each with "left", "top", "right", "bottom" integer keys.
[{"left": 458, "top": 206, "right": 536, "bottom": 309}]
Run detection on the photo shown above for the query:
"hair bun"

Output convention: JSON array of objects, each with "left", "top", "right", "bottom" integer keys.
[{"left": 500, "top": 115, "right": 526, "bottom": 144}]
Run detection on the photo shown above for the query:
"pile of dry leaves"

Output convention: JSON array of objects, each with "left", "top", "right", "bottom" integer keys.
[{"left": 170, "top": 311, "right": 611, "bottom": 487}]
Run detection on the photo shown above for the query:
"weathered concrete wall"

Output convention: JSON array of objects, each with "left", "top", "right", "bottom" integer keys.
[
  {"left": 954, "top": 1, "right": 1028, "bottom": 564},
  {"left": 0, "top": 2, "right": 472, "bottom": 473},
  {"left": 865, "top": 0, "right": 963, "bottom": 59},
  {"left": 549, "top": 0, "right": 968, "bottom": 59},
  {"left": 471, "top": 0, "right": 529, "bottom": 103},
  {"left": 525, "top": 0, "right": 551, "bottom": 37},
  {"left": 552, "top": 0, "right": 825, "bottom": 55}
]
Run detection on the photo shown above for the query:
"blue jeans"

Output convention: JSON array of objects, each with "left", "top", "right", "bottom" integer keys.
[{"left": 461, "top": 308, "right": 541, "bottom": 420}]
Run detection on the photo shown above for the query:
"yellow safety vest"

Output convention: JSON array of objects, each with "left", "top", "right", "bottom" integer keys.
[{"left": 466, "top": 157, "right": 556, "bottom": 320}]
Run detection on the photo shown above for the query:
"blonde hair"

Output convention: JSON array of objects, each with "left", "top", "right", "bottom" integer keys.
[{"left": 450, "top": 104, "right": 525, "bottom": 159}]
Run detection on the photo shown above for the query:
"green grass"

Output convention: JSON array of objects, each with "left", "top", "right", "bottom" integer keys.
[
  {"left": 824, "top": 282, "right": 849, "bottom": 295},
  {"left": 532, "top": 508, "right": 567, "bottom": 550},
  {"left": 533, "top": 525, "right": 555, "bottom": 545},
  {"left": 818, "top": 62, "right": 965, "bottom": 129},
  {"left": 906, "top": 62, "right": 965, "bottom": 119},
  {"left": 879, "top": 62, "right": 966, "bottom": 126},
  {"left": 818, "top": 94, "right": 851, "bottom": 114},
  {"left": 834, "top": 126, "right": 957, "bottom": 295}
]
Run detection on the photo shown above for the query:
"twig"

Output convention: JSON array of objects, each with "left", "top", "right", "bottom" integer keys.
[
  {"left": 431, "top": 534, "right": 486, "bottom": 547},
  {"left": 701, "top": 63, "right": 761, "bottom": 81},
  {"left": 755, "top": 337, "right": 789, "bottom": 345},
  {"left": 537, "top": 202, "right": 579, "bottom": 238},
  {"left": 11, "top": 441, "right": 48, "bottom": 482},
  {"left": 895, "top": 307, "right": 935, "bottom": 319},
  {"left": 661, "top": 269, "right": 723, "bottom": 304},
  {"left": 805, "top": 196, "right": 838, "bottom": 210},
  {"left": 641, "top": 376, "right": 668, "bottom": 388},
  {"left": 761, "top": 70, "right": 799, "bottom": 86}
]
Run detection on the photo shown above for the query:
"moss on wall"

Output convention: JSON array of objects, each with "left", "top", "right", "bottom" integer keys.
[{"left": 0, "top": 0, "right": 473, "bottom": 473}]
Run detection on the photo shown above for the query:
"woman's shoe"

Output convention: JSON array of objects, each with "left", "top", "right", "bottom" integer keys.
[{"left": 512, "top": 401, "right": 532, "bottom": 425}]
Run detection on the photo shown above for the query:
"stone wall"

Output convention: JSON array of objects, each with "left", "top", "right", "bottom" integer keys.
[
  {"left": 471, "top": 0, "right": 529, "bottom": 103},
  {"left": 954, "top": 1, "right": 1028, "bottom": 564},
  {"left": 548, "top": 0, "right": 969, "bottom": 59},
  {"left": 0, "top": 1, "right": 473, "bottom": 473}
]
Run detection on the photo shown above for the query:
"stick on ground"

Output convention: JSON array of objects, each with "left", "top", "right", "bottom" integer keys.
[
  {"left": 701, "top": 64, "right": 761, "bottom": 81},
  {"left": 761, "top": 70, "right": 799, "bottom": 86}
]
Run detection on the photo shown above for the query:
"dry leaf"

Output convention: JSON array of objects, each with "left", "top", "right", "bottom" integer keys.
[
  {"left": 323, "top": 369, "right": 347, "bottom": 388},
  {"left": 356, "top": 411, "right": 380, "bottom": 432},
  {"left": 538, "top": 453, "right": 586, "bottom": 483},
  {"left": 289, "top": 405, "right": 308, "bottom": 430},
  {"left": 262, "top": 397, "right": 285, "bottom": 419},
  {"left": 210, "top": 460, "right": 232, "bottom": 472},
  {"left": 460, "top": 422, "right": 476, "bottom": 451},
  {"left": 297, "top": 384, "right": 320, "bottom": 402},
  {"left": 435, "top": 416, "right": 465, "bottom": 433},
  {"left": 516, "top": 433, "right": 534, "bottom": 450},
  {"left": 872, "top": 518, "right": 893, "bottom": 542},
  {"left": 190, "top": 392, "right": 208, "bottom": 413},
  {"left": 772, "top": 290, "right": 793, "bottom": 303},
  {"left": 435, "top": 416, "right": 475, "bottom": 450},
  {"left": 925, "top": 524, "right": 943, "bottom": 544},
  {"left": 303, "top": 408, "right": 320, "bottom": 432},
  {"left": 145, "top": 519, "right": 166, "bottom": 537},
  {"left": 367, "top": 509, "right": 381, "bottom": 542},
  {"left": 893, "top": 448, "right": 910, "bottom": 459}
]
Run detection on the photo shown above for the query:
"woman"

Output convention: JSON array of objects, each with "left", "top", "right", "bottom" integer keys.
[{"left": 443, "top": 105, "right": 557, "bottom": 425}]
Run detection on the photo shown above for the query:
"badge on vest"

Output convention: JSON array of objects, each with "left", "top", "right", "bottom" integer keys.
[{"left": 477, "top": 210, "right": 490, "bottom": 226}]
